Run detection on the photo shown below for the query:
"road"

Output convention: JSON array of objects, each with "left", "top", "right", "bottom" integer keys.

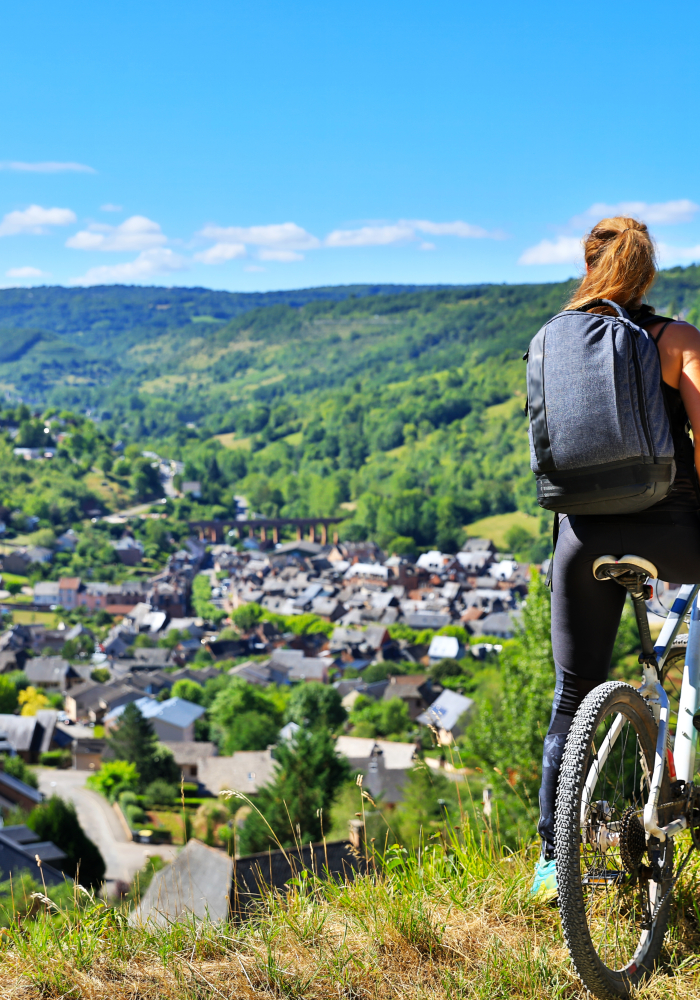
[{"left": 37, "top": 768, "right": 178, "bottom": 887}]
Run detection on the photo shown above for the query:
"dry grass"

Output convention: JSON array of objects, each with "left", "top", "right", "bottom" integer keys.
[{"left": 3, "top": 831, "right": 700, "bottom": 999}]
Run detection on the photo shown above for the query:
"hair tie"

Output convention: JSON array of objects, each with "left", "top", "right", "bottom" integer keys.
[{"left": 620, "top": 228, "right": 631, "bottom": 234}]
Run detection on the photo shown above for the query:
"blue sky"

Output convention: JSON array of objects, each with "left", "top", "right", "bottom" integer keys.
[{"left": 2, "top": 0, "right": 700, "bottom": 292}]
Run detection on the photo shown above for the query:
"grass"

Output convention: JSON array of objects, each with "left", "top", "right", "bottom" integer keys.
[
  {"left": 464, "top": 510, "right": 540, "bottom": 550},
  {"left": 214, "top": 432, "right": 252, "bottom": 450},
  {"left": 3, "top": 802, "right": 700, "bottom": 999},
  {"left": 9, "top": 609, "right": 57, "bottom": 625}
]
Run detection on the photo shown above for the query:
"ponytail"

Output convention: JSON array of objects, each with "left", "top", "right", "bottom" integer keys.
[{"left": 566, "top": 216, "right": 657, "bottom": 313}]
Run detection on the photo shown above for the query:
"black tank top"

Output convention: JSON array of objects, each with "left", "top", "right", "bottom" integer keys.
[{"left": 631, "top": 306, "right": 699, "bottom": 513}]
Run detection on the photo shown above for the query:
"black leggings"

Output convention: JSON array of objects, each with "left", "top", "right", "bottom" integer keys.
[{"left": 538, "top": 511, "right": 700, "bottom": 853}]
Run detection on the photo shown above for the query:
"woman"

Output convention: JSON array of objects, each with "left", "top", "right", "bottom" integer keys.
[{"left": 532, "top": 216, "right": 700, "bottom": 897}]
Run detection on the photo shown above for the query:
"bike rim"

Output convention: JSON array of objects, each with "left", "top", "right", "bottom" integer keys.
[{"left": 578, "top": 705, "right": 670, "bottom": 972}]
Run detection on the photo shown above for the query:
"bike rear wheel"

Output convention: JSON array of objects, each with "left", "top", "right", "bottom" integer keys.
[{"left": 555, "top": 681, "right": 674, "bottom": 999}]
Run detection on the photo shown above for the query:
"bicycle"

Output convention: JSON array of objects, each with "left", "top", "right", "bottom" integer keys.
[{"left": 555, "top": 554, "right": 700, "bottom": 999}]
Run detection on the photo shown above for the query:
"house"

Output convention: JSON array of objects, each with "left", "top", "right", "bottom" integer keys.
[
  {"left": 471, "top": 611, "right": 517, "bottom": 639},
  {"left": 64, "top": 681, "right": 143, "bottom": 723},
  {"left": 335, "top": 736, "right": 418, "bottom": 805},
  {"left": 462, "top": 537, "right": 496, "bottom": 554},
  {"left": 1, "top": 550, "right": 30, "bottom": 575},
  {"left": 416, "top": 689, "right": 473, "bottom": 745},
  {"left": 130, "top": 647, "right": 173, "bottom": 669},
  {"left": 24, "top": 656, "right": 82, "bottom": 693},
  {"left": 228, "top": 660, "right": 289, "bottom": 687},
  {"left": 287, "top": 656, "right": 329, "bottom": 683},
  {"left": 105, "top": 696, "right": 205, "bottom": 742},
  {"left": 70, "top": 737, "right": 105, "bottom": 771},
  {"left": 113, "top": 535, "right": 144, "bottom": 566},
  {"left": 0, "top": 765, "right": 43, "bottom": 812},
  {"left": 199, "top": 749, "right": 276, "bottom": 797},
  {"left": 0, "top": 710, "right": 69, "bottom": 762},
  {"left": 0, "top": 825, "right": 67, "bottom": 887},
  {"left": 161, "top": 741, "right": 217, "bottom": 781},
  {"left": 427, "top": 634, "right": 463, "bottom": 663},
  {"left": 383, "top": 675, "right": 441, "bottom": 720},
  {"left": 26, "top": 546, "right": 53, "bottom": 565},
  {"left": 33, "top": 581, "right": 60, "bottom": 606},
  {"left": 58, "top": 577, "right": 81, "bottom": 609}
]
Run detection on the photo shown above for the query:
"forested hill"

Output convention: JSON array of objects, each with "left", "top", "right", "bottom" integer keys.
[{"left": 3, "top": 265, "right": 700, "bottom": 555}]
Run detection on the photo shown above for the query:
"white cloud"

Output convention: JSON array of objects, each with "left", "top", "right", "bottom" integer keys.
[
  {"left": 66, "top": 215, "right": 166, "bottom": 252},
  {"left": 572, "top": 199, "right": 699, "bottom": 228},
  {"left": 325, "top": 218, "right": 498, "bottom": 247},
  {"left": 244, "top": 265, "right": 266, "bottom": 272},
  {"left": 100, "top": 203, "right": 123, "bottom": 212},
  {"left": 420, "top": 242, "right": 436, "bottom": 251},
  {"left": 0, "top": 161, "right": 95, "bottom": 173},
  {"left": 656, "top": 242, "right": 700, "bottom": 265},
  {"left": 412, "top": 219, "right": 491, "bottom": 238},
  {"left": 258, "top": 249, "right": 303, "bottom": 262},
  {"left": 326, "top": 223, "right": 416, "bottom": 247},
  {"left": 198, "top": 222, "right": 319, "bottom": 251},
  {"left": 519, "top": 236, "right": 582, "bottom": 266},
  {"left": 5, "top": 266, "right": 49, "bottom": 278},
  {"left": 69, "top": 248, "right": 187, "bottom": 286},
  {"left": 194, "top": 242, "right": 246, "bottom": 265},
  {"left": 0, "top": 205, "right": 76, "bottom": 237}
]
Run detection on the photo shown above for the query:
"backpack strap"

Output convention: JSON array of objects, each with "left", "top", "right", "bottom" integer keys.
[
  {"left": 651, "top": 320, "right": 673, "bottom": 345},
  {"left": 577, "top": 298, "right": 632, "bottom": 320}
]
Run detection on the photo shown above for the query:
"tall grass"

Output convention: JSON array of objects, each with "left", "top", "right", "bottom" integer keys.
[{"left": 3, "top": 789, "right": 700, "bottom": 998}]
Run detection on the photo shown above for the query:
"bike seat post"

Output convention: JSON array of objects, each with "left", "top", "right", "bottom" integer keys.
[{"left": 628, "top": 580, "right": 658, "bottom": 667}]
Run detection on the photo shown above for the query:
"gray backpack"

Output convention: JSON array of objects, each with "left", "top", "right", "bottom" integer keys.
[{"left": 526, "top": 299, "right": 675, "bottom": 515}]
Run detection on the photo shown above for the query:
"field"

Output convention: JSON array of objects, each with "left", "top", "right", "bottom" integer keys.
[
  {"left": 463, "top": 510, "right": 540, "bottom": 550},
  {"left": 3, "top": 826, "right": 700, "bottom": 999}
]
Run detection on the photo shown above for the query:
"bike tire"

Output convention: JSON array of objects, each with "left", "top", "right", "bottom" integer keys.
[{"left": 555, "top": 681, "right": 673, "bottom": 999}]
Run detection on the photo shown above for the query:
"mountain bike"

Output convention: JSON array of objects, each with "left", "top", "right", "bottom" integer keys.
[{"left": 555, "top": 555, "right": 700, "bottom": 999}]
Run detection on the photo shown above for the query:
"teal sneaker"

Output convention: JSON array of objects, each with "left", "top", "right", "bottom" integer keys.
[{"left": 531, "top": 855, "right": 558, "bottom": 901}]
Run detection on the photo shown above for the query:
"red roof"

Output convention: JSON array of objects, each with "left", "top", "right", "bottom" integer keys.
[{"left": 58, "top": 577, "right": 81, "bottom": 590}]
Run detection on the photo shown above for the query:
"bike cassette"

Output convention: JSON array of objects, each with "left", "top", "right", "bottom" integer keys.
[{"left": 620, "top": 807, "right": 647, "bottom": 873}]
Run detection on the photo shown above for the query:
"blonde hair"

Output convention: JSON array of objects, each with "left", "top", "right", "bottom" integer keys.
[{"left": 566, "top": 216, "right": 657, "bottom": 313}]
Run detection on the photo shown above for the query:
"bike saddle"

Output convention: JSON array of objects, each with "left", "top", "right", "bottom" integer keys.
[{"left": 592, "top": 554, "right": 658, "bottom": 583}]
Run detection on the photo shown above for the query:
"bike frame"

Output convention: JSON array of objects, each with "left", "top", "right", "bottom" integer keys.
[{"left": 581, "top": 582, "right": 700, "bottom": 842}]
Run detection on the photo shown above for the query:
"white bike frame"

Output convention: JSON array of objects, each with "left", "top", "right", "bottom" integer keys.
[{"left": 581, "top": 583, "right": 700, "bottom": 842}]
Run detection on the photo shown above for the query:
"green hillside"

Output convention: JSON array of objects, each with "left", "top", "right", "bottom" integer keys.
[{"left": 2, "top": 267, "right": 700, "bottom": 553}]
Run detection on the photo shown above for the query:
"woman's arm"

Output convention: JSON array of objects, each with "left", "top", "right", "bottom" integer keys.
[{"left": 674, "top": 324, "right": 700, "bottom": 472}]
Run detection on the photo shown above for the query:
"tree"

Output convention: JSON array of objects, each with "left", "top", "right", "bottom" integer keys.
[
  {"left": 349, "top": 695, "right": 411, "bottom": 738},
  {"left": 285, "top": 682, "right": 346, "bottom": 731},
  {"left": 239, "top": 728, "right": 350, "bottom": 854},
  {"left": 219, "top": 710, "right": 279, "bottom": 754},
  {"left": 19, "top": 686, "right": 49, "bottom": 716},
  {"left": 171, "top": 679, "right": 204, "bottom": 704},
  {"left": 0, "top": 676, "right": 17, "bottom": 714},
  {"left": 208, "top": 679, "right": 281, "bottom": 751},
  {"left": 231, "top": 602, "right": 263, "bottom": 633},
  {"left": 464, "top": 568, "right": 554, "bottom": 802},
  {"left": 98, "top": 452, "right": 113, "bottom": 475},
  {"left": 27, "top": 795, "right": 105, "bottom": 888},
  {"left": 107, "top": 702, "right": 180, "bottom": 789}
]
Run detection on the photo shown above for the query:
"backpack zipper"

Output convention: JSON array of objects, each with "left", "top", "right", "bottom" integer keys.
[{"left": 629, "top": 328, "right": 653, "bottom": 457}]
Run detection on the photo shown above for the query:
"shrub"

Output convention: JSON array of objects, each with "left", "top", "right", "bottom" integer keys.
[
  {"left": 3, "top": 754, "right": 38, "bottom": 789},
  {"left": 0, "top": 676, "right": 17, "bottom": 714},
  {"left": 143, "top": 779, "right": 177, "bottom": 808},
  {"left": 86, "top": 760, "right": 140, "bottom": 801},
  {"left": 39, "top": 750, "right": 72, "bottom": 768},
  {"left": 90, "top": 667, "right": 111, "bottom": 683}
]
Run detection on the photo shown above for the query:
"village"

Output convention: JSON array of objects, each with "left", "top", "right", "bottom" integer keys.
[{"left": 0, "top": 508, "right": 531, "bottom": 909}]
